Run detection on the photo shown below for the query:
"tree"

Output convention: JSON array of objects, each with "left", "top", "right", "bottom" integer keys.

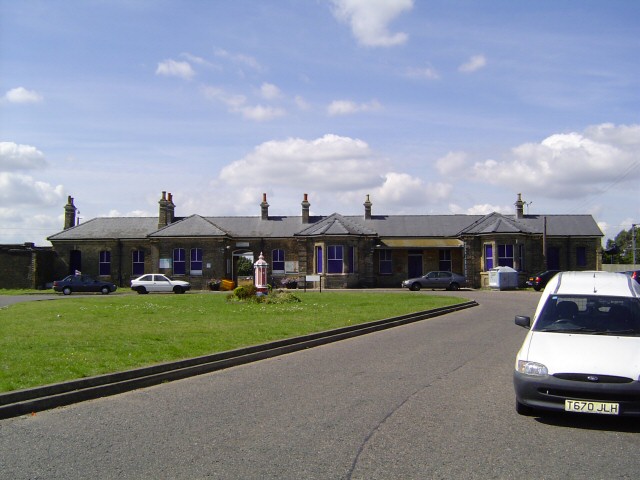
[
  {"left": 603, "top": 226, "right": 638, "bottom": 264},
  {"left": 236, "top": 255, "right": 254, "bottom": 276}
]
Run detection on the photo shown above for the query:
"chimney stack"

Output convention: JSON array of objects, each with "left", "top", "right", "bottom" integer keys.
[
  {"left": 260, "top": 193, "right": 270, "bottom": 220},
  {"left": 301, "top": 193, "right": 310, "bottom": 223},
  {"left": 167, "top": 192, "right": 175, "bottom": 224},
  {"left": 364, "top": 194, "right": 372, "bottom": 220},
  {"left": 158, "top": 191, "right": 169, "bottom": 228},
  {"left": 64, "top": 196, "right": 77, "bottom": 230},
  {"left": 515, "top": 193, "right": 525, "bottom": 219}
]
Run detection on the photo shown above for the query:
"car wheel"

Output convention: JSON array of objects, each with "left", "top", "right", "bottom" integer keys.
[
  {"left": 533, "top": 286, "right": 541, "bottom": 291},
  {"left": 62, "top": 287, "right": 72, "bottom": 295},
  {"left": 101, "top": 286, "right": 110, "bottom": 295},
  {"left": 448, "top": 282, "right": 460, "bottom": 291},
  {"left": 410, "top": 283, "right": 421, "bottom": 291},
  {"left": 173, "top": 286, "right": 184, "bottom": 294},
  {"left": 136, "top": 287, "right": 147, "bottom": 294},
  {"left": 516, "top": 400, "right": 535, "bottom": 416}
]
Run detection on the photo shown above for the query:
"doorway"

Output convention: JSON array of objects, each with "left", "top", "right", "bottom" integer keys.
[{"left": 408, "top": 253, "right": 423, "bottom": 278}]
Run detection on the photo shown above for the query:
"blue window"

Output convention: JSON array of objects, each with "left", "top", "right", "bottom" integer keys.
[
  {"left": 173, "top": 248, "right": 186, "bottom": 275},
  {"left": 439, "top": 249, "right": 452, "bottom": 271},
  {"left": 498, "top": 244, "right": 514, "bottom": 268},
  {"left": 328, "top": 245, "right": 343, "bottom": 274},
  {"left": 132, "top": 250, "right": 145, "bottom": 276},
  {"left": 576, "top": 247, "right": 587, "bottom": 267},
  {"left": 191, "top": 248, "right": 203, "bottom": 275},
  {"left": 99, "top": 251, "right": 111, "bottom": 276},
  {"left": 272, "top": 249, "right": 285, "bottom": 273},
  {"left": 485, "top": 244, "right": 493, "bottom": 270},
  {"left": 316, "top": 246, "right": 323, "bottom": 274},
  {"left": 379, "top": 249, "right": 392, "bottom": 274}
]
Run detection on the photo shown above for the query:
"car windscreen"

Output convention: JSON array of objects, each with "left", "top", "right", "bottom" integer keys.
[{"left": 533, "top": 294, "right": 640, "bottom": 336}]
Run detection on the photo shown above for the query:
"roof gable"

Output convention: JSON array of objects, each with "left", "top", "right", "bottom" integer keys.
[
  {"left": 296, "top": 213, "right": 376, "bottom": 236},
  {"left": 149, "top": 215, "right": 227, "bottom": 237},
  {"left": 462, "top": 213, "right": 529, "bottom": 235}
]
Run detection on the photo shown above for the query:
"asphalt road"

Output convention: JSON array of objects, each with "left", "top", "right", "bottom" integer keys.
[{"left": 1, "top": 289, "right": 639, "bottom": 479}]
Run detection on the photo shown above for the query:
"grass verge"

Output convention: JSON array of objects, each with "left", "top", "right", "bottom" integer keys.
[{"left": 0, "top": 291, "right": 465, "bottom": 393}]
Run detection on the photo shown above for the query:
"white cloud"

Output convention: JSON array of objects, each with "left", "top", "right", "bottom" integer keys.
[
  {"left": 260, "top": 83, "right": 282, "bottom": 100},
  {"left": 104, "top": 209, "right": 152, "bottom": 218},
  {"left": 156, "top": 59, "right": 195, "bottom": 80},
  {"left": 436, "top": 151, "right": 468, "bottom": 176},
  {"left": 202, "top": 85, "right": 285, "bottom": 121},
  {"left": 219, "top": 134, "right": 384, "bottom": 191},
  {"left": 0, "top": 142, "right": 47, "bottom": 170},
  {"left": 0, "top": 172, "right": 64, "bottom": 206},
  {"left": 295, "top": 95, "right": 311, "bottom": 110},
  {"left": 327, "top": 99, "right": 382, "bottom": 116},
  {"left": 330, "top": 0, "right": 413, "bottom": 47},
  {"left": 374, "top": 172, "right": 451, "bottom": 206},
  {"left": 458, "top": 54, "right": 487, "bottom": 73},
  {"left": 213, "top": 48, "right": 262, "bottom": 71},
  {"left": 3, "top": 87, "right": 43, "bottom": 104},
  {"left": 405, "top": 65, "right": 440, "bottom": 80},
  {"left": 471, "top": 123, "right": 639, "bottom": 199},
  {"left": 202, "top": 86, "right": 246, "bottom": 109},
  {"left": 239, "top": 105, "right": 286, "bottom": 121}
]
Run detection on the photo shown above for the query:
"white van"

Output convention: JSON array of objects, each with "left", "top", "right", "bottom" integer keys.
[{"left": 514, "top": 271, "right": 640, "bottom": 416}]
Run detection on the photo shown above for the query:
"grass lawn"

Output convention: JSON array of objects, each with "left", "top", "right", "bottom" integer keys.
[{"left": 0, "top": 291, "right": 465, "bottom": 393}]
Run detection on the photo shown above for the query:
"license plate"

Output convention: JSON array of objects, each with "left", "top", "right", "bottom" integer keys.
[{"left": 565, "top": 399, "right": 620, "bottom": 415}]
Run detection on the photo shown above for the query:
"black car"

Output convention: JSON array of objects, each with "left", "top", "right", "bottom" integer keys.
[
  {"left": 525, "top": 270, "right": 560, "bottom": 291},
  {"left": 53, "top": 274, "right": 117, "bottom": 295}
]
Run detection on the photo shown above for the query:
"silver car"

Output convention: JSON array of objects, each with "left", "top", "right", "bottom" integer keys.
[
  {"left": 401, "top": 271, "right": 466, "bottom": 291},
  {"left": 131, "top": 274, "right": 191, "bottom": 294}
]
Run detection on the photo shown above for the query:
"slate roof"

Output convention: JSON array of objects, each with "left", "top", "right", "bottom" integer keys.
[
  {"left": 48, "top": 212, "right": 603, "bottom": 241},
  {"left": 461, "top": 213, "right": 603, "bottom": 237},
  {"left": 48, "top": 217, "right": 161, "bottom": 240}
]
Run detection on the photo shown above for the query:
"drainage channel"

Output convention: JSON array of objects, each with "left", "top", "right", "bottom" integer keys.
[{"left": 0, "top": 301, "right": 478, "bottom": 419}]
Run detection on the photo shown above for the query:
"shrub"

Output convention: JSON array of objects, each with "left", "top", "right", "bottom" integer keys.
[
  {"left": 232, "top": 284, "right": 258, "bottom": 300},
  {"left": 262, "top": 290, "right": 301, "bottom": 304}
]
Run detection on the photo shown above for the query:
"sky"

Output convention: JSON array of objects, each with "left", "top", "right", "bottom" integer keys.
[{"left": 1, "top": 0, "right": 639, "bottom": 246}]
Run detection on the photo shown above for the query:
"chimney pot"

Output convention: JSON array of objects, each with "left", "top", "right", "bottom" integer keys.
[
  {"left": 364, "top": 194, "right": 372, "bottom": 220},
  {"left": 301, "top": 193, "right": 311, "bottom": 223},
  {"left": 515, "top": 193, "right": 525, "bottom": 219},
  {"left": 260, "top": 193, "right": 270, "bottom": 220}
]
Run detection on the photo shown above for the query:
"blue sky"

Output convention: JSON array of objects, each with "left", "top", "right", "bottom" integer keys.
[{"left": 1, "top": 0, "right": 639, "bottom": 246}]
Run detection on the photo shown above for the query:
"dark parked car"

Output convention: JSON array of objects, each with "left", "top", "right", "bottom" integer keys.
[
  {"left": 53, "top": 274, "right": 117, "bottom": 295},
  {"left": 401, "top": 271, "right": 466, "bottom": 291},
  {"left": 526, "top": 270, "right": 560, "bottom": 291}
]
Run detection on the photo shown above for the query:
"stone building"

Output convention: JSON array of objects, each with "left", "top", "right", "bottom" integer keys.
[
  {"left": 46, "top": 192, "right": 604, "bottom": 289},
  {"left": 0, "top": 243, "right": 63, "bottom": 289}
]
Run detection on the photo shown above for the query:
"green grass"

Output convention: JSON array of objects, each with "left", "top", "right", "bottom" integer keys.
[
  {"left": 0, "top": 288, "right": 49, "bottom": 295},
  {"left": 0, "top": 291, "right": 465, "bottom": 393}
]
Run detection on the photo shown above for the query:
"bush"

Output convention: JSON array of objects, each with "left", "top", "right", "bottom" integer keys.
[
  {"left": 231, "top": 284, "right": 258, "bottom": 300},
  {"left": 262, "top": 290, "right": 301, "bottom": 304},
  {"left": 226, "top": 285, "right": 300, "bottom": 304}
]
